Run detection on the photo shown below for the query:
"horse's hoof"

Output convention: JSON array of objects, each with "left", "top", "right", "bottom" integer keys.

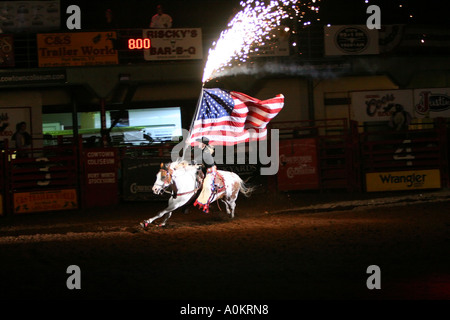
[{"left": 140, "top": 221, "right": 150, "bottom": 229}]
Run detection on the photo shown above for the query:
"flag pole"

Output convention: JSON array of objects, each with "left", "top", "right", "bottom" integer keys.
[{"left": 181, "top": 86, "right": 204, "bottom": 160}]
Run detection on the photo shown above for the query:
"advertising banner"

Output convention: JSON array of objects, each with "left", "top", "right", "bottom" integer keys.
[
  {"left": 324, "top": 25, "right": 379, "bottom": 56},
  {"left": 365, "top": 169, "right": 441, "bottom": 192},
  {"left": 143, "top": 28, "right": 203, "bottom": 60},
  {"left": 122, "top": 158, "right": 169, "bottom": 201},
  {"left": 83, "top": 148, "right": 119, "bottom": 207},
  {"left": 277, "top": 138, "right": 319, "bottom": 191},
  {"left": 37, "top": 32, "right": 118, "bottom": 67},
  {"left": 351, "top": 89, "right": 414, "bottom": 125},
  {"left": 0, "top": 1, "right": 60, "bottom": 33},
  {"left": 414, "top": 87, "right": 450, "bottom": 118},
  {"left": 13, "top": 189, "right": 78, "bottom": 214}
]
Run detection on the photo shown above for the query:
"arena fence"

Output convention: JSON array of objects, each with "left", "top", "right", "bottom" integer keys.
[
  {"left": 359, "top": 118, "right": 448, "bottom": 192},
  {"left": 271, "top": 118, "right": 361, "bottom": 192},
  {"left": 271, "top": 117, "right": 448, "bottom": 193},
  {"left": 0, "top": 118, "right": 448, "bottom": 215},
  {"left": 1, "top": 139, "right": 79, "bottom": 215}
]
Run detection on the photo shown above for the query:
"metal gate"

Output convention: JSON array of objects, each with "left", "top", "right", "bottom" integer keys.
[
  {"left": 271, "top": 118, "right": 360, "bottom": 191},
  {"left": 360, "top": 118, "right": 448, "bottom": 191},
  {"left": 2, "top": 138, "right": 79, "bottom": 215}
]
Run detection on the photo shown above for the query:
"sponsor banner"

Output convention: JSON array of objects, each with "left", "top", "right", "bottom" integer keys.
[
  {"left": 83, "top": 148, "right": 118, "bottom": 207},
  {"left": 13, "top": 189, "right": 78, "bottom": 214},
  {"left": 37, "top": 32, "right": 118, "bottom": 67},
  {"left": 143, "top": 28, "right": 203, "bottom": 60},
  {"left": 414, "top": 87, "right": 450, "bottom": 118},
  {"left": 324, "top": 25, "right": 379, "bottom": 56},
  {"left": 0, "top": 1, "right": 60, "bottom": 33},
  {"left": 0, "top": 34, "right": 15, "bottom": 67},
  {"left": 366, "top": 169, "right": 441, "bottom": 192},
  {"left": 122, "top": 158, "right": 168, "bottom": 201},
  {"left": 277, "top": 138, "right": 319, "bottom": 191},
  {"left": 351, "top": 90, "right": 413, "bottom": 123}
]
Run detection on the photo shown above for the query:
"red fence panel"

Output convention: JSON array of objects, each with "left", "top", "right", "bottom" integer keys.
[
  {"left": 81, "top": 148, "right": 119, "bottom": 208},
  {"left": 5, "top": 143, "right": 79, "bottom": 215},
  {"left": 271, "top": 119, "right": 360, "bottom": 191},
  {"left": 278, "top": 138, "right": 319, "bottom": 191}
]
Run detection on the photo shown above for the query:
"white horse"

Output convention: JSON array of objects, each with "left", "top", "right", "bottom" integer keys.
[{"left": 140, "top": 160, "right": 252, "bottom": 227}]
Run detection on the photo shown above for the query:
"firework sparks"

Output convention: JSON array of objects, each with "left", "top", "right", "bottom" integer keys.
[{"left": 202, "top": 0, "right": 321, "bottom": 83}]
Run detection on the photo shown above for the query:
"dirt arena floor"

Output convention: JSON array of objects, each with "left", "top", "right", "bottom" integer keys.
[{"left": 1, "top": 189, "right": 450, "bottom": 303}]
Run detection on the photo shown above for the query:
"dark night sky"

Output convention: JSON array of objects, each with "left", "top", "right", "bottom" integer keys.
[{"left": 60, "top": 0, "right": 450, "bottom": 34}]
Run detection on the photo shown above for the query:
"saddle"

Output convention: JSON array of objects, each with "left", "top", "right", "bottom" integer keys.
[
  {"left": 199, "top": 167, "right": 225, "bottom": 193},
  {"left": 212, "top": 171, "right": 225, "bottom": 193}
]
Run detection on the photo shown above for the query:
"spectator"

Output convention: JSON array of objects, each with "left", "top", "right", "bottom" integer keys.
[
  {"left": 103, "top": 8, "right": 118, "bottom": 29},
  {"left": 11, "top": 121, "right": 32, "bottom": 158},
  {"left": 150, "top": 4, "right": 172, "bottom": 28}
]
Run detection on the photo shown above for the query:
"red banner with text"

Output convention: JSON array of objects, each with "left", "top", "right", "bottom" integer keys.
[
  {"left": 83, "top": 148, "right": 119, "bottom": 208},
  {"left": 278, "top": 138, "right": 319, "bottom": 191}
]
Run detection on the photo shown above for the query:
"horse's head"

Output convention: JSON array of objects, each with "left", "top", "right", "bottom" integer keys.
[{"left": 152, "top": 163, "right": 172, "bottom": 195}]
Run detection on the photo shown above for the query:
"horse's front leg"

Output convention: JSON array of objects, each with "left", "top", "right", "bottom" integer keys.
[
  {"left": 140, "top": 197, "right": 177, "bottom": 228},
  {"left": 141, "top": 209, "right": 171, "bottom": 228},
  {"left": 140, "top": 196, "right": 188, "bottom": 228},
  {"left": 159, "top": 212, "right": 172, "bottom": 227},
  {"left": 158, "top": 195, "right": 193, "bottom": 226}
]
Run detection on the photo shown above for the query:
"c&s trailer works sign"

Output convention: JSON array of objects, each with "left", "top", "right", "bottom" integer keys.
[{"left": 37, "top": 32, "right": 118, "bottom": 67}]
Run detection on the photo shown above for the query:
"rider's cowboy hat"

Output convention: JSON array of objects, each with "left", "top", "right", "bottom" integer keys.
[{"left": 196, "top": 137, "right": 210, "bottom": 145}]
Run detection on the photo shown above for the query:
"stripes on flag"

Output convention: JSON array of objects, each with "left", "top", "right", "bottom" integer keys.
[{"left": 189, "top": 88, "right": 284, "bottom": 146}]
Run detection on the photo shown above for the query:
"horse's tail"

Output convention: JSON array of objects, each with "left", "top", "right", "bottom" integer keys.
[{"left": 238, "top": 176, "right": 254, "bottom": 197}]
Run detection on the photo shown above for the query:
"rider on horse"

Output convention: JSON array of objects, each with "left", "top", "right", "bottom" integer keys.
[{"left": 193, "top": 137, "right": 218, "bottom": 213}]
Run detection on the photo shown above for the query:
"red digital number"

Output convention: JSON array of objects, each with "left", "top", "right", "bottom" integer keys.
[{"left": 128, "top": 38, "right": 151, "bottom": 50}]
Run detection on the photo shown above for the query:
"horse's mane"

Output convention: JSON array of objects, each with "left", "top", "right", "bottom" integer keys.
[{"left": 170, "top": 160, "right": 198, "bottom": 172}]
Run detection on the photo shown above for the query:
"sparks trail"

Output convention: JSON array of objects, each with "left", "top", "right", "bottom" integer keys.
[{"left": 202, "top": 0, "right": 321, "bottom": 83}]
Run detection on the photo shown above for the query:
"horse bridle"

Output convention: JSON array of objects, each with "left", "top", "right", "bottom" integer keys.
[
  {"left": 154, "top": 164, "right": 173, "bottom": 194},
  {"left": 155, "top": 163, "right": 201, "bottom": 196}
]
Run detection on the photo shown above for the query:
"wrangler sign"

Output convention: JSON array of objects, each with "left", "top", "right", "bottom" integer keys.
[{"left": 365, "top": 169, "right": 441, "bottom": 192}]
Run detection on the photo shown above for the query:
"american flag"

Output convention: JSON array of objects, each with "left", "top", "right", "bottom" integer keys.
[{"left": 189, "top": 88, "right": 284, "bottom": 146}]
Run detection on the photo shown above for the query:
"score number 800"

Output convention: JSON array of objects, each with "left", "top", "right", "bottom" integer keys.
[{"left": 128, "top": 38, "right": 151, "bottom": 50}]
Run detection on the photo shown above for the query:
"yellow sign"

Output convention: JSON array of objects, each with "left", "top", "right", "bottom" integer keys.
[
  {"left": 37, "top": 32, "right": 118, "bottom": 67},
  {"left": 366, "top": 169, "right": 441, "bottom": 192},
  {"left": 13, "top": 189, "right": 78, "bottom": 214}
]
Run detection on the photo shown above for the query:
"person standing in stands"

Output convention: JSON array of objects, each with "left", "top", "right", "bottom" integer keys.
[
  {"left": 12, "top": 121, "right": 32, "bottom": 158},
  {"left": 150, "top": 4, "right": 172, "bottom": 28},
  {"left": 103, "top": 9, "right": 119, "bottom": 29}
]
